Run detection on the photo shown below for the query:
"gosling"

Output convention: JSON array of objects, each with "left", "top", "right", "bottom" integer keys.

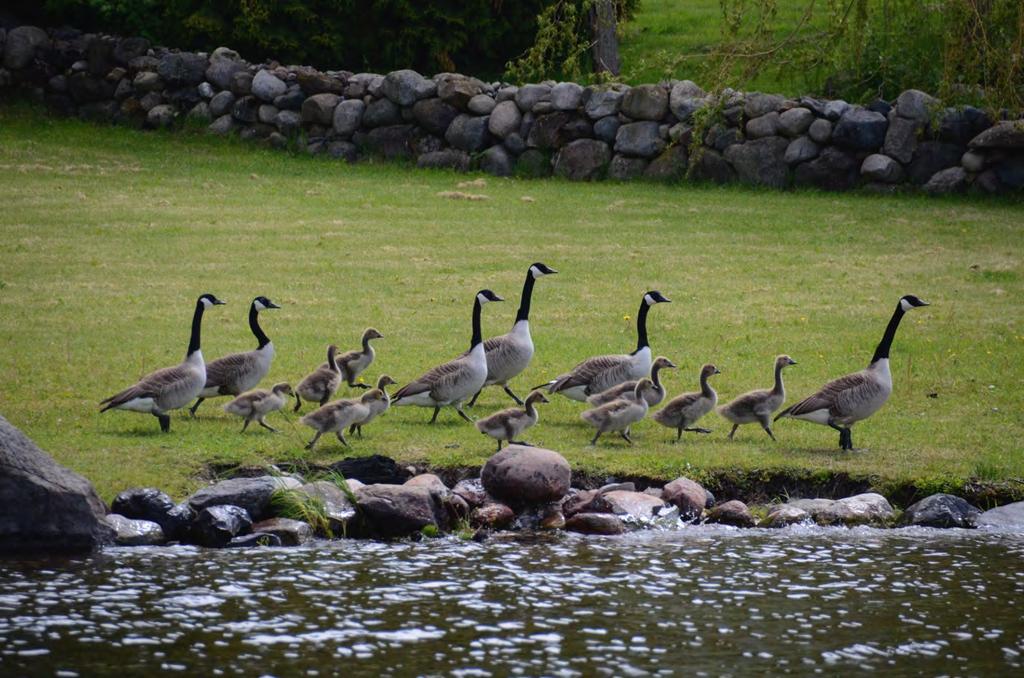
[
  {"left": 580, "top": 378, "right": 656, "bottom": 446},
  {"left": 475, "top": 390, "right": 549, "bottom": 452},
  {"left": 717, "top": 355, "right": 796, "bottom": 440},
  {"left": 349, "top": 375, "right": 397, "bottom": 438},
  {"left": 300, "top": 389, "right": 388, "bottom": 450},
  {"left": 294, "top": 344, "right": 341, "bottom": 412},
  {"left": 653, "top": 364, "right": 720, "bottom": 442},
  {"left": 223, "top": 382, "right": 293, "bottom": 433}
]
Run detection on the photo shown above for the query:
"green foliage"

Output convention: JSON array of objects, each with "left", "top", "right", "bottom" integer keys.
[{"left": 271, "top": 487, "right": 333, "bottom": 537}]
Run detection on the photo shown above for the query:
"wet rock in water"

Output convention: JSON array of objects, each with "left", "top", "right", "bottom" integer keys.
[
  {"left": 513, "top": 503, "right": 566, "bottom": 530},
  {"left": 600, "top": 490, "right": 667, "bottom": 522},
  {"left": 471, "top": 503, "right": 515, "bottom": 529},
  {"left": 0, "top": 415, "right": 114, "bottom": 553},
  {"left": 564, "top": 512, "right": 625, "bottom": 535},
  {"left": 297, "top": 481, "right": 356, "bottom": 535},
  {"left": 662, "top": 477, "right": 707, "bottom": 521},
  {"left": 817, "top": 493, "right": 894, "bottom": 526},
  {"left": 481, "top": 445, "right": 571, "bottom": 507},
  {"left": 763, "top": 505, "right": 811, "bottom": 528},
  {"left": 330, "top": 454, "right": 411, "bottom": 485},
  {"left": 452, "top": 479, "right": 489, "bottom": 508},
  {"left": 355, "top": 484, "right": 449, "bottom": 537},
  {"left": 104, "top": 514, "right": 166, "bottom": 546},
  {"left": 251, "top": 518, "right": 314, "bottom": 546},
  {"left": 705, "top": 500, "right": 756, "bottom": 528},
  {"left": 405, "top": 473, "right": 450, "bottom": 496},
  {"left": 187, "top": 476, "right": 300, "bottom": 521},
  {"left": 191, "top": 505, "right": 253, "bottom": 547},
  {"left": 782, "top": 498, "right": 835, "bottom": 520},
  {"left": 111, "top": 487, "right": 193, "bottom": 540},
  {"left": 228, "top": 532, "right": 282, "bottom": 548},
  {"left": 975, "top": 501, "right": 1024, "bottom": 530},
  {"left": 898, "top": 494, "right": 981, "bottom": 529},
  {"left": 562, "top": 489, "right": 601, "bottom": 518}
]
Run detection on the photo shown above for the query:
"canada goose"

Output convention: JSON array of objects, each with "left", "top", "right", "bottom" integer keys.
[
  {"left": 333, "top": 328, "right": 384, "bottom": 389},
  {"left": 294, "top": 345, "right": 341, "bottom": 412},
  {"left": 718, "top": 355, "right": 797, "bottom": 440},
  {"left": 189, "top": 295, "right": 280, "bottom": 416},
  {"left": 100, "top": 293, "right": 225, "bottom": 432},
  {"left": 653, "top": 363, "right": 720, "bottom": 442},
  {"left": 392, "top": 289, "right": 504, "bottom": 423},
  {"left": 581, "top": 378, "right": 656, "bottom": 446},
  {"left": 538, "top": 291, "right": 671, "bottom": 401},
  {"left": 348, "top": 374, "right": 397, "bottom": 437},
  {"left": 300, "top": 389, "right": 388, "bottom": 449},
  {"left": 475, "top": 390, "right": 550, "bottom": 451},
  {"left": 467, "top": 262, "right": 558, "bottom": 407},
  {"left": 775, "top": 295, "right": 930, "bottom": 450},
  {"left": 223, "top": 382, "right": 293, "bottom": 433},
  {"left": 586, "top": 356, "right": 677, "bottom": 407}
]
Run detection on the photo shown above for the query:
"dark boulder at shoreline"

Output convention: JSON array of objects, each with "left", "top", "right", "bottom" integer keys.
[
  {"left": 705, "top": 500, "right": 757, "bottom": 527},
  {"left": 104, "top": 513, "right": 166, "bottom": 546},
  {"left": 111, "top": 487, "right": 194, "bottom": 540},
  {"left": 190, "top": 505, "right": 253, "bottom": 547},
  {"left": 187, "top": 476, "right": 301, "bottom": 521},
  {"left": 662, "top": 477, "right": 708, "bottom": 521},
  {"left": 976, "top": 501, "right": 1024, "bottom": 530},
  {"left": 355, "top": 484, "right": 450, "bottom": 538},
  {"left": 481, "top": 445, "right": 571, "bottom": 507},
  {"left": 898, "top": 493, "right": 981, "bottom": 529}
]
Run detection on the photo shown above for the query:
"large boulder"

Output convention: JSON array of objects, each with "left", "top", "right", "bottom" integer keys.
[
  {"left": 333, "top": 99, "right": 365, "bottom": 136},
  {"left": 938, "top": 106, "right": 991, "bottom": 145},
  {"left": 251, "top": 69, "right": 287, "bottom": 102},
  {"left": 763, "top": 505, "right": 811, "bottom": 528},
  {"left": 411, "top": 97, "right": 458, "bottom": 136},
  {"left": 187, "top": 476, "right": 300, "bottom": 521},
  {"left": 585, "top": 88, "right": 624, "bottom": 119},
  {"left": 553, "top": 138, "right": 611, "bottom": 181},
  {"left": 744, "top": 92, "right": 784, "bottom": 118},
  {"left": 252, "top": 517, "right": 313, "bottom": 546},
  {"left": 614, "top": 121, "right": 665, "bottom": 158},
  {"left": 968, "top": 122, "right": 1024, "bottom": 150},
  {"left": 745, "top": 112, "right": 780, "bottom": 139},
  {"left": 816, "top": 493, "right": 894, "bottom": 526},
  {"left": 468, "top": 94, "right": 496, "bottom": 115},
  {"left": 924, "top": 167, "right": 968, "bottom": 195},
  {"left": 157, "top": 52, "right": 207, "bottom": 87},
  {"left": 0, "top": 415, "right": 114, "bottom": 553},
  {"left": 784, "top": 136, "right": 820, "bottom": 165},
  {"left": 564, "top": 512, "right": 625, "bottom": 535},
  {"left": 445, "top": 114, "right": 491, "bottom": 152},
  {"left": 514, "top": 83, "right": 551, "bottom": 112},
  {"left": 209, "top": 90, "right": 236, "bottom": 118},
  {"left": 778, "top": 107, "right": 814, "bottom": 137},
  {"left": 478, "top": 144, "right": 514, "bottom": 177},
  {"left": 644, "top": 144, "right": 690, "bottom": 181},
  {"left": 190, "top": 505, "right": 252, "bottom": 547},
  {"left": 882, "top": 114, "right": 920, "bottom": 164},
  {"left": 4, "top": 26, "right": 49, "bottom": 70},
  {"left": 301, "top": 93, "right": 341, "bottom": 125},
  {"left": 608, "top": 154, "right": 649, "bottom": 180},
  {"left": 355, "top": 484, "right": 449, "bottom": 537},
  {"left": 417, "top": 149, "right": 471, "bottom": 171},
  {"left": 362, "top": 97, "right": 401, "bottom": 128},
  {"left": 435, "top": 73, "right": 486, "bottom": 110},
  {"left": 487, "top": 100, "right": 522, "bottom": 139},
  {"left": 362, "top": 124, "right": 419, "bottom": 159},
  {"left": 296, "top": 480, "right": 356, "bottom": 536},
  {"left": 908, "top": 141, "right": 962, "bottom": 185},
  {"left": 111, "top": 487, "right": 194, "bottom": 540},
  {"left": 550, "top": 82, "right": 584, "bottom": 111},
  {"left": 898, "top": 493, "right": 981, "bottom": 528},
  {"left": 693, "top": 148, "right": 736, "bottom": 183},
  {"left": 329, "top": 455, "right": 411, "bottom": 485},
  {"left": 861, "top": 153, "right": 904, "bottom": 183},
  {"left": 832, "top": 107, "right": 888, "bottom": 150},
  {"left": 104, "top": 514, "right": 166, "bottom": 546},
  {"left": 705, "top": 500, "right": 756, "bottom": 527},
  {"left": 794, "top": 146, "right": 860, "bottom": 190},
  {"left": 808, "top": 118, "right": 832, "bottom": 144},
  {"left": 481, "top": 445, "right": 571, "bottom": 506},
  {"left": 894, "top": 89, "right": 938, "bottom": 122},
  {"left": 600, "top": 490, "right": 667, "bottom": 522},
  {"left": 620, "top": 84, "right": 668, "bottom": 120},
  {"left": 381, "top": 69, "right": 434, "bottom": 106},
  {"left": 724, "top": 136, "right": 790, "bottom": 188},
  {"left": 976, "top": 501, "right": 1024, "bottom": 530},
  {"left": 526, "top": 111, "right": 573, "bottom": 149},
  {"left": 662, "top": 477, "right": 707, "bottom": 521},
  {"left": 668, "top": 80, "right": 705, "bottom": 120}
]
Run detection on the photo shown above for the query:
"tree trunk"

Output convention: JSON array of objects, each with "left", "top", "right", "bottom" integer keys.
[{"left": 590, "top": 0, "right": 621, "bottom": 76}]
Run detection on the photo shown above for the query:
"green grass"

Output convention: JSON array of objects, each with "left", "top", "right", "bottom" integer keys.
[{"left": 1, "top": 107, "right": 1022, "bottom": 503}]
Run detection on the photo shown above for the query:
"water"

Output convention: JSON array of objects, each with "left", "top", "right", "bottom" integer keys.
[{"left": 1, "top": 527, "right": 1022, "bottom": 676}]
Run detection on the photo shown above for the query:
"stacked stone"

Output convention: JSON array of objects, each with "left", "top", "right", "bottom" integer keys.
[{"left": 2, "top": 24, "right": 1022, "bottom": 195}]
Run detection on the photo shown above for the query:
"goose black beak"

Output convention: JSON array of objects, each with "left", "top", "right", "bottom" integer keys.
[
  {"left": 214, "top": 299, "right": 226, "bottom": 305},
  {"left": 714, "top": 368, "right": 722, "bottom": 374},
  {"left": 267, "top": 301, "right": 281, "bottom": 309}
]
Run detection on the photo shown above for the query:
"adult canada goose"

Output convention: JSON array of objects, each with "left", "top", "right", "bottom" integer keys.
[
  {"left": 300, "top": 389, "right": 387, "bottom": 449},
  {"left": 189, "top": 295, "right": 280, "bottom": 416},
  {"left": 333, "top": 328, "right": 384, "bottom": 389},
  {"left": 348, "top": 374, "right": 397, "bottom": 437},
  {"left": 586, "top": 356, "right": 677, "bottom": 407},
  {"left": 538, "top": 291, "right": 671, "bottom": 401},
  {"left": 581, "top": 378, "right": 657, "bottom": 445},
  {"left": 775, "top": 295, "right": 929, "bottom": 450},
  {"left": 294, "top": 345, "right": 341, "bottom": 412},
  {"left": 653, "top": 363, "right": 720, "bottom": 442},
  {"left": 466, "top": 262, "right": 558, "bottom": 407},
  {"left": 392, "top": 289, "right": 504, "bottom": 423},
  {"left": 100, "top": 293, "right": 225, "bottom": 432},
  {"left": 475, "top": 390, "right": 550, "bottom": 451},
  {"left": 718, "top": 355, "right": 797, "bottom": 440},
  {"left": 223, "top": 382, "right": 293, "bottom": 433}
]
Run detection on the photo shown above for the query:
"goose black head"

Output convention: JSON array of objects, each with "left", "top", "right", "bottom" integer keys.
[
  {"left": 899, "top": 295, "right": 930, "bottom": 311},
  {"left": 477, "top": 289, "right": 504, "bottom": 304},
  {"left": 776, "top": 355, "right": 797, "bottom": 367},
  {"left": 701, "top": 364, "right": 721, "bottom": 378},
  {"left": 643, "top": 290, "right": 671, "bottom": 305},
  {"left": 199, "top": 293, "right": 226, "bottom": 308},
  {"left": 253, "top": 296, "right": 280, "bottom": 311},
  {"left": 529, "top": 262, "right": 558, "bottom": 278}
]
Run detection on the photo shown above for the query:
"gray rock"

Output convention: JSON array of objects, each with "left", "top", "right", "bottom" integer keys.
[
  {"left": 197, "top": 81, "right": 215, "bottom": 99},
  {"left": 138, "top": 91, "right": 164, "bottom": 112},
  {"left": 436, "top": 73, "right": 487, "bottom": 110},
  {"left": 621, "top": 84, "right": 668, "bottom": 120},
  {"left": 895, "top": 89, "right": 938, "bottom": 122},
  {"left": 295, "top": 67, "right": 345, "bottom": 95},
  {"left": 615, "top": 121, "right": 665, "bottom": 158},
  {"left": 974, "top": 169, "right": 1005, "bottom": 194},
  {"left": 662, "top": 477, "right": 706, "bottom": 521},
  {"left": 564, "top": 512, "right": 625, "bottom": 535},
  {"left": 251, "top": 69, "right": 286, "bottom": 102},
  {"left": 551, "top": 82, "right": 584, "bottom": 111},
  {"left": 104, "top": 514, "right": 166, "bottom": 546},
  {"left": 187, "top": 101, "right": 211, "bottom": 123},
  {"left": 861, "top": 153, "right": 904, "bottom": 183},
  {"left": 445, "top": 114, "right": 491, "bottom": 152},
  {"left": 326, "top": 140, "right": 358, "bottom": 162},
  {"left": 526, "top": 111, "right": 573, "bottom": 149},
  {"left": 0, "top": 415, "right": 114, "bottom": 553},
  {"left": 382, "top": 69, "right": 434, "bottom": 106},
  {"left": 516, "top": 149, "right": 552, "bottom": 177},
  {"left": 593, "top": 115, "right": 621, "bottom": 144},
  {"left": 146, "top": 104, "right": 177, "bottom": 128},
  {"left": 487, "top": 100, "right": 522, "bottom": 139},
  {"left": 132, "top": 71, "right": 162, "bottom": 92},
  {"left": 208, "top": 114, "right": 235, "bottom": 135},
  {"left": 363, "top": 96, "right": 401, "bottom": 127},
  {"left": 783, "top": 498, "right": 835, "bottom": 519},
  {"left": 898, "top": 494, "right": 981, "bottom": 528},
  {"left": 66, "top": 73, "right": 114, "bottom": 103},
  {"left": 471, "top": 502, "right": 516, "bottom": 529},
  {"left": 205, "top": 58, "right": 246, "bottom": 91},
  {"left": 601, "top": 490, "right": 667, "bottom": 522},
  {"left": 418, "top": 149, "right": 471, "bottom": 171},
  {"left": 188, "top": 476, "right": 300, "bottom": 521},
  {"left": 515, "top": 83, "right": 551, "bottom": 112},
  {"left": 332, "top": 99, "right": 365, "bottom": 135},
  {"left": 273, "top": 87, "right": 305, "bottom": 110},
  {"left": 209, "top": 90, "right": 235, "bottom": 117},
  {"left": 669, "top": 80, "right": 705, "bottom": 120},
  {"left": 301, "top": 93, "right": 340, "bottom": 125},
  {"left": 745, "top": 111, "right": 780, "bottom": 138},
  {"left": 585, "top": 88, "right": 624, "bottom": 119},
  {"left": 669, "top": 122, "right": 692, "bottom": 144},
  {"left": 276, "top": 109, "right": 302, "bottom": 136},
  {"left": 405, "top": 473, "right": 450, "bottom": 496},
  {"left": 794, "top": 146, "right": 860, "bottom": 190},
  {"left": 778, "top": 107, "right": 814, "bottom": 137},
  {"left": 938, "top": 106, "right": 991, "bottom": 145},
  {"left": 924, "top": 166, "right": 968, "bottom": 195},
  {"left": 503, "top": 132, "right": 526, "bottom": 155},
  {"left": 832, "top": 107, "right": 888, "bottom": 150},
  {"left": 608, "top": 154, "right": 649, "bottom": 180},
  {"left": 112, "top": 78, "right": 132, "bottom": 100},
  {"left": 969, "top": 122, "right": 1024, "bottom": 150},
  {"left": 976, "top": 501, "right": 1024, "bottom": 529},
  {"left": 724, "top": 136, "right": 790, "bottom": 188},
  {"left": 764, "top": 505, "right": 811, "bottom": 528},
  {"left": 693, "top": 148, "right": 736, "bottom": 184},
  {"left": 363, "top": 124, "right": 419, "bottom": 159},
  {"left": 157, "top": 52, "right": 207, "bottom": 86},
  {"left": 478, "top": 144, "right": 513, "bottom": 176},
  {"left": 467, "top": 93, "right": 496, "bottom": 115},
  {"left": 644, "top": 145, "right": 690, "bottom": 181},
  {"left": 996, "top": 155, "right": 1024, "bottom": 189},
  {"left": 251, "top": 518, "right": 313, "bottom": 546},
  {"left": 232, "top": 96, "right": 260, "bottom": 123},
  {"left": 784, "top": 136, "right": 820, "bottom": 165},
  {"left": 883, "top": 114, "right": 920, "bottom": 164},
  {"left": 113, "top": 36, "right": 150, "bottom": 66},
  {"left": 296, "top": 481, "right": 356, "bottom": 535},
  {"left": 495, "top": 86, "right": 517, "bottom": 103},
  {"left": 4, "top": 26, "right": 49, "bottom": 70},
  {"left": 111, "top": 488, "right": 193, "bottom": 540},
  {"left": 824, "top": 99, "right": 850, "bottom": 120},
  {"left": 481, "top": 445, "right": 572, "bottom": 506},
  {"left": 705, "top": 500, "right": 756, "bottom": 527},
  {"left": 355, "top": 484, "right": 450, "bottom": 538},
  {"left": 908, "top": 141, "right": 963, "bottom": 184},
  {"left": 228, "top": 532, "right": 282, "bottom": 548},
  {"left": 257, "top": 104, "right": 278, "bottom": 125},
  {"left": 808, "top": 118, "right": 832, "bottom": 144},
  {"left": 961, "top": 150, "right": 986, "bottom": 173},
  {"left": 190, "top": 505, "right": 252, "bottom": 548},
  {"left": 817, "top": 493, "right": 894, "bottom": 526},
  {"left": 704, "top": 123, "right": 744, "bottom": 151},
  {"left": 411, "top": 97, "right": 458, "bottom": 136},
  {"left": 744, "top": 92, "right": 783, "bottom": 118}
]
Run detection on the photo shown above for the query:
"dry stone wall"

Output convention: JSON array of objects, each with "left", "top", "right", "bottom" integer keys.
[{"left": 3, "top": 24, "right": 1023, "bottom": 195}]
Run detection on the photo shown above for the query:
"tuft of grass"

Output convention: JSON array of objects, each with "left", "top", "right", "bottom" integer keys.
[
  {"left": 270, "top": 488, "right": 333, "bottom": 537},
  {"left": 0, "top": 106, "right": 1022, "bottom": 503}
]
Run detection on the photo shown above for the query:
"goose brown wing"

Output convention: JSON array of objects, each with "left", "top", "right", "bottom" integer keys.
[
  {"left": 101, "top": 364, "right": 195, "bottom": 409},
  {"left": 661, "top": 391, "right": 701, "bottom": 416},
  {"left": 394, "top": 357, "right": 468, "bottom": 400},
  {"left": 786, "top": 372, "right": 870, "bottom": 417},
  {"left": 205, "top": 351, "right": 256, "bottom": 391},
  {"left": 550, "top": 354, "right": 628, "bottom": 392},
  {"left": 334, "top": 349, "right": 362, "bottom": 376}
]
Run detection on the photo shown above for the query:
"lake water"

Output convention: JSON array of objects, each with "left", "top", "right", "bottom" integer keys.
[{"left": 1, "top": 527, "right": 1022, "bottom": 676}]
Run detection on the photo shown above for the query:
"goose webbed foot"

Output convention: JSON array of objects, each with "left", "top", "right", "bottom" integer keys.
[
  {"left": 155, "top": 413, "right": 170, "bottom": 433},
  {"left": 467, "top": 390, "right": 483, "bottom": 408},
  {"left": 685, "top": 427, "right": 712, "bottom": 434},
  {"left": 762, "top": 426, "right": 777, "bottom": 442},
  {"left": 429, "top": 406, "right": 441, "bottom": 424},
  {"left": 503, "top": 386, "right": 524, "bottom": 406},
  {"left": 189, "top": 399, "right": 204, "bottom": 418},
  {"left": 304, "top": 432, "right": 322, "bottom": 450},
  {"left": 511, "top": 440, "right": 533, "bottom": 447}
]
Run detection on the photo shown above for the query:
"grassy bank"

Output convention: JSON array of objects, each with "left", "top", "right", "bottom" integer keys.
[{"left": 0, "top": 107, "right": 1022, "bottom": 503}]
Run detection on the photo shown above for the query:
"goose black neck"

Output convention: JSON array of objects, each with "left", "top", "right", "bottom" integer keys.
[
  {"left": 871, "top": 303, "right": 906, "bottom": 364},
  {"left": 470, "top": 298, "right": 483, "bottom": 350},
  {"left": 187, "top": 300, "right": 206, "bottom": 357},
  {"left": 327, "top": 347, "right": 339, "bottom": 372},
  {"left": 772, "top": 362, "right": 786, "bottom": 395},
  {"left": 515, "top": 272, "right": 536, "bottom": 323},
  {"left": 524, "top": 397, "right": 538, "bottom": 417},
  {"left": 700, "top": 372, "right": 713, "bottom": 397},
  {"left": 249, "top": 303, "right": 270, "bottom": 348},
  {"left": 651, "top": 363, "right": 665, "bottom": 389},
  {"left": 634, "top": 299, "right": 651, "bottom": 353},
  {"left": 362, "top": 334, "right": 372, "bottom": 352}
]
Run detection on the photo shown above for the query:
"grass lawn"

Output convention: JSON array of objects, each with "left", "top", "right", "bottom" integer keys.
[{"left": 0, "top": 107, "right": 1022, "bottom": 504}]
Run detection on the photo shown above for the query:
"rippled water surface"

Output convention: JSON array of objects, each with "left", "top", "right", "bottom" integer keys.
[{"left": 2, "top": 527, "right": 1023, "bottom": 676}]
